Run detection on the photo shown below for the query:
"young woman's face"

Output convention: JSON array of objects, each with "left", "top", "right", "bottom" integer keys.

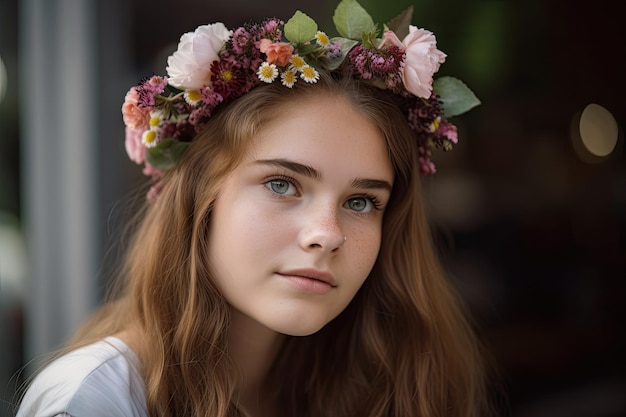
[{"left": 208, "top": 93, "right": 394, "bottom": 336}]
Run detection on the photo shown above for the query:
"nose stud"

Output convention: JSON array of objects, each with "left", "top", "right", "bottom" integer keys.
[{"left": 344, "top": 236, "right": 347, "bottom": 242}]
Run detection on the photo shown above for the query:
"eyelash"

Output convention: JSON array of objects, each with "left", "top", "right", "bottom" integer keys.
[
  {"left": 262, "top": 174, "right": 384, "bottom": 213},
  {"left": 358, "top": 193, "right": 384, "bottom": 211},
  {"left": 263, "top": 174, "right": 300, "bottom": 197}
]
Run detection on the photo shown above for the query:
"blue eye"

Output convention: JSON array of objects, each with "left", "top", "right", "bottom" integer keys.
[
  {"left": 265, "top": 178, "right": 297, "bottom": 196},
  {"left": 346, "top": 197, "right": 372, "bottom": 213}
]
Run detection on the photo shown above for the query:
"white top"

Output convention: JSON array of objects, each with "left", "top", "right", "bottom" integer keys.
[{"left": 16, "top": 337, "right": 147, "bottom": 417}]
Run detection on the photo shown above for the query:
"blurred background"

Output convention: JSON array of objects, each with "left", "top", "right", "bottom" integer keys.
[{"left": 1, "top": 0, "right": 624, "bottom": 416}]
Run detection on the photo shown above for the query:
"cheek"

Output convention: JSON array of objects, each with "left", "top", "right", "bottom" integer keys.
[
  {"left": 349, "top": 225, "right": 383, "bottom": 278},
  {"left": 228, "top": 199, "right": 296, "bottom": 249}
]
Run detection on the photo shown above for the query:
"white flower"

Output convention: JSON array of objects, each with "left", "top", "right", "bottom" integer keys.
[
  {"left": 300, "top": 65, "right": 319, "bottom": 83},
  {"left": 148, "top": 109, "right": 164, "bottom": 128},
  {"left": 315, "top": 31, "right": 330, "bottom": 47},
  {"left": 401, "top": 26, "right": 447, "bottom": 99},
  {"left": 257, "top": 62, "right": 278, "bottom": 83},
  {"left": 289, "top": 55, "right": 306, "bottom": 71},
  {"left": 184, "top": 89, "right": 202, "bottom": 106},
  {"left": 166, "top": 23, "right": 232, "bottom": 90},
  {"left": 281, "top": 70, "right": 298, "bottom": 88},
  {"left": 142, "top": 129, "right": 159, "bottom": 148}
]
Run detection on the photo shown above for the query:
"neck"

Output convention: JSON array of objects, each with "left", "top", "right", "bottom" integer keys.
[{"left": 228, "top": 309, "right": 285, "bottom": 416}]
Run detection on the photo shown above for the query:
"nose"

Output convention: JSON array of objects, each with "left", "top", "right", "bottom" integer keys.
[{"left": 298, "top": 204, "right": 346, "bottom": 253}]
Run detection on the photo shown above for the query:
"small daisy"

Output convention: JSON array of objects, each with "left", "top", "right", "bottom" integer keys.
[
  {"left": 281, "top": 70, "right": 298, "bottom": 88},
  {"left": 148, "top": 110, "right": 164, "bottom": 128},
  {"left": 142, "top": 129, "right": 159, "bottom": 148},
  {"left": 257, "top": 62, "right": 278, "bottom": 83},
  {"left": 184, "top": 89, "right": 202, "bottom": 106},
  {"left": 315, "top": 31, "right": 330, "bottom": 47},
  {"left": 289, "top": 55, "right": 306, "bottom": 71},
  {"left": 300, "top": 65, "right": 320, "bottom": 83}
]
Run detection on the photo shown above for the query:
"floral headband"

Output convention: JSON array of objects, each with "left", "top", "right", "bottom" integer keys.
[{"left": 122, "top": 0, "right": 479, "bottom": 201}]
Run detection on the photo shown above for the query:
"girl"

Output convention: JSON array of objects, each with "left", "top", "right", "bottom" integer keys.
[{"left": 16, "top": 1, "right": 494, "bottom": 416}]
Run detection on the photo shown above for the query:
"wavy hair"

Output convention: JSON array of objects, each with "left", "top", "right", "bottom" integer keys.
[{"left": 68, "top": 71, "right": 495, "bottom": 417}]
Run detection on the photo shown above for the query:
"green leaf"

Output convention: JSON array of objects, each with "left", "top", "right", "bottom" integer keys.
[
  {"left": 295, "top": 43, "right": 319, "bottom": 57},
  {"left": 146, "top": 138, "right": 190, "bottom": 170},
  {"left": 284, "top": 10, "right": 318, "bottom": 44},
  {"left": 333, "top": 0, "right": 377, "bottom": 40},
  {"left": 434, "top": 76, "right": 481, "bottom": 118},
  {"left": 385, "top": 5, "right": 413, "bottom": 40},
  {"left": 326, "top": 37, "right": 359, "bottom": 70}
]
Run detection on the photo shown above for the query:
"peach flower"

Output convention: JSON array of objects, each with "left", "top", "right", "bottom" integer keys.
[
  {"left": 257, "top": 39, "right": 294, "bottom": 67},
  {"left": 121, "top": 87, "right": 150, "bottom": 130},
  {"left": 380, "top": 30, "right": 404, "bottom": 49}
]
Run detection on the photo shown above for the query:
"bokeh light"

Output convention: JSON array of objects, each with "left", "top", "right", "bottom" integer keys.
[{"left": 571, "top": 103, "right": 620, "bottom": 162}]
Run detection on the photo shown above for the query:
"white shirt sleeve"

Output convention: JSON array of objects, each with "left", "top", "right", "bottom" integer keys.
[{"left": 16, "top": 337, "right": 147, "bottom": 417}]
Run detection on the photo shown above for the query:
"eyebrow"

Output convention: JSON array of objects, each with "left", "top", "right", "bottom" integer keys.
[
  {"left": 256, "top": 158, "right": 321, "bottom": 179},
  {"left": 351, "top": 178, "right": 393, "bottom": 192},
  {"left": 255, "top": 158, "right": 393, "bottom": 192}
]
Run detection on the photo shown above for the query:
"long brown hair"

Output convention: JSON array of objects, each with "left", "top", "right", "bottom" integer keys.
[{"left": 69, "top": 72, "right": 495, "bottom": 416}]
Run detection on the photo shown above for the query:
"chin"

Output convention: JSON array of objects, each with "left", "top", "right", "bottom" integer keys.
[
  {"left": 270, "top": 317, "right": 331, "bottom": 337},
  {"left": 280, "top": 327, "right": 324, "bottom": 337}
]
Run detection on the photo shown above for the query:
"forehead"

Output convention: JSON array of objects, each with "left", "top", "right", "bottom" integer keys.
[{"left": 245, "top": 94, "right": 394, "bottom": 181}]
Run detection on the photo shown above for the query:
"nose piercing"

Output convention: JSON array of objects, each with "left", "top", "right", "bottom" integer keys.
[{"left": 344, "top": 236, "right": 347, "bottom": 242}]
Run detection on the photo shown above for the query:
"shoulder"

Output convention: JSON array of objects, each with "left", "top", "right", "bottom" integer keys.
[{"left": 16, "top": 337, "right": 147, "bottom": 417}]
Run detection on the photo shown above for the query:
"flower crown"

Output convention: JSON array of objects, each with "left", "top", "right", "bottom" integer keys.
[{"left": 122, "top": 0, "right": 479, "bottom": 199}]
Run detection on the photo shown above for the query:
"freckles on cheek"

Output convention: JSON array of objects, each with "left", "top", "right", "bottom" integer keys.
[{"left": 350, "top": 228, "right": 382, "bottom": 275}]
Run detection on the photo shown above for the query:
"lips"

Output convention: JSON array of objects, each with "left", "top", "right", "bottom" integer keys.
[{"left": 277, "top": 268, "right": 338, "bottom": 287}]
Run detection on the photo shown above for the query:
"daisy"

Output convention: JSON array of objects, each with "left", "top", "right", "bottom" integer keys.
[
  {"left": 257, "top": 62, "right": 279, "bottom": 83},
  {"left": 148, "top": 110, "right": 164, "bottom": 129},
  {"left": 289, "top": 55, "right": 306, "bottom": 71},
  {"left": 281, "top": 70, "right": 298, "bottom": 88},
  {"left": 142, "top": 129, "right": 159, "bottom": 148},
  {"left": 300, "top": 65, "right": 320, "bottom": 83},
  {"left": 184, "top": 89, "right": 202, "bottom": 106},
  {"left": 315, "top": 31, "right": 330, "bottom": 47}
]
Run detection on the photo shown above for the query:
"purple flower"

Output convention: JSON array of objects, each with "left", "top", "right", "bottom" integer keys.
[
  {"left": 418, "top": 156, "right": 437, "bottom": 175},
  {"left": 348, "top": 45, "right": 404, "bottom": 92}
]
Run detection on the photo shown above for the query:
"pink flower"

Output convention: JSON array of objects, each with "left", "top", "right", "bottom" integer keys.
[
  {"left": 380, "top": 30, "right": 404, "bottom": 49},
  {"left": 256, "top": 39, "right": 293, "bottom": 67},
  {"left": 166, "top": 23, "right": 232, "bottom": 89},
  {"left": 142, "top": 161, "right": 163, "bottom": 179},
  {"left": 438, "top": 121, "right": 458, "bottom": 144},
  {"left": 401, "top": 26, "right": 446, "bottom": 99},
  {"left": 121, "top": 87, "right": 150, "bottom": 130},
  {"left": 146, "top": 180, "right": 164, "bottom": 204},
  {"left": 125, "top": 126, "right": 146, "bottom": 165},
  {"left": 146, "top": 75, "right": 168, "bottom": 94},
  {"left": 418, "top": 156, "right": 437, "bottom": 175}
]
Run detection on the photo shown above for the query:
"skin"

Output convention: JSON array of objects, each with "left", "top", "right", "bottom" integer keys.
[{"left": 207, "top": 93, "right": 394, "bottom": 413}]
